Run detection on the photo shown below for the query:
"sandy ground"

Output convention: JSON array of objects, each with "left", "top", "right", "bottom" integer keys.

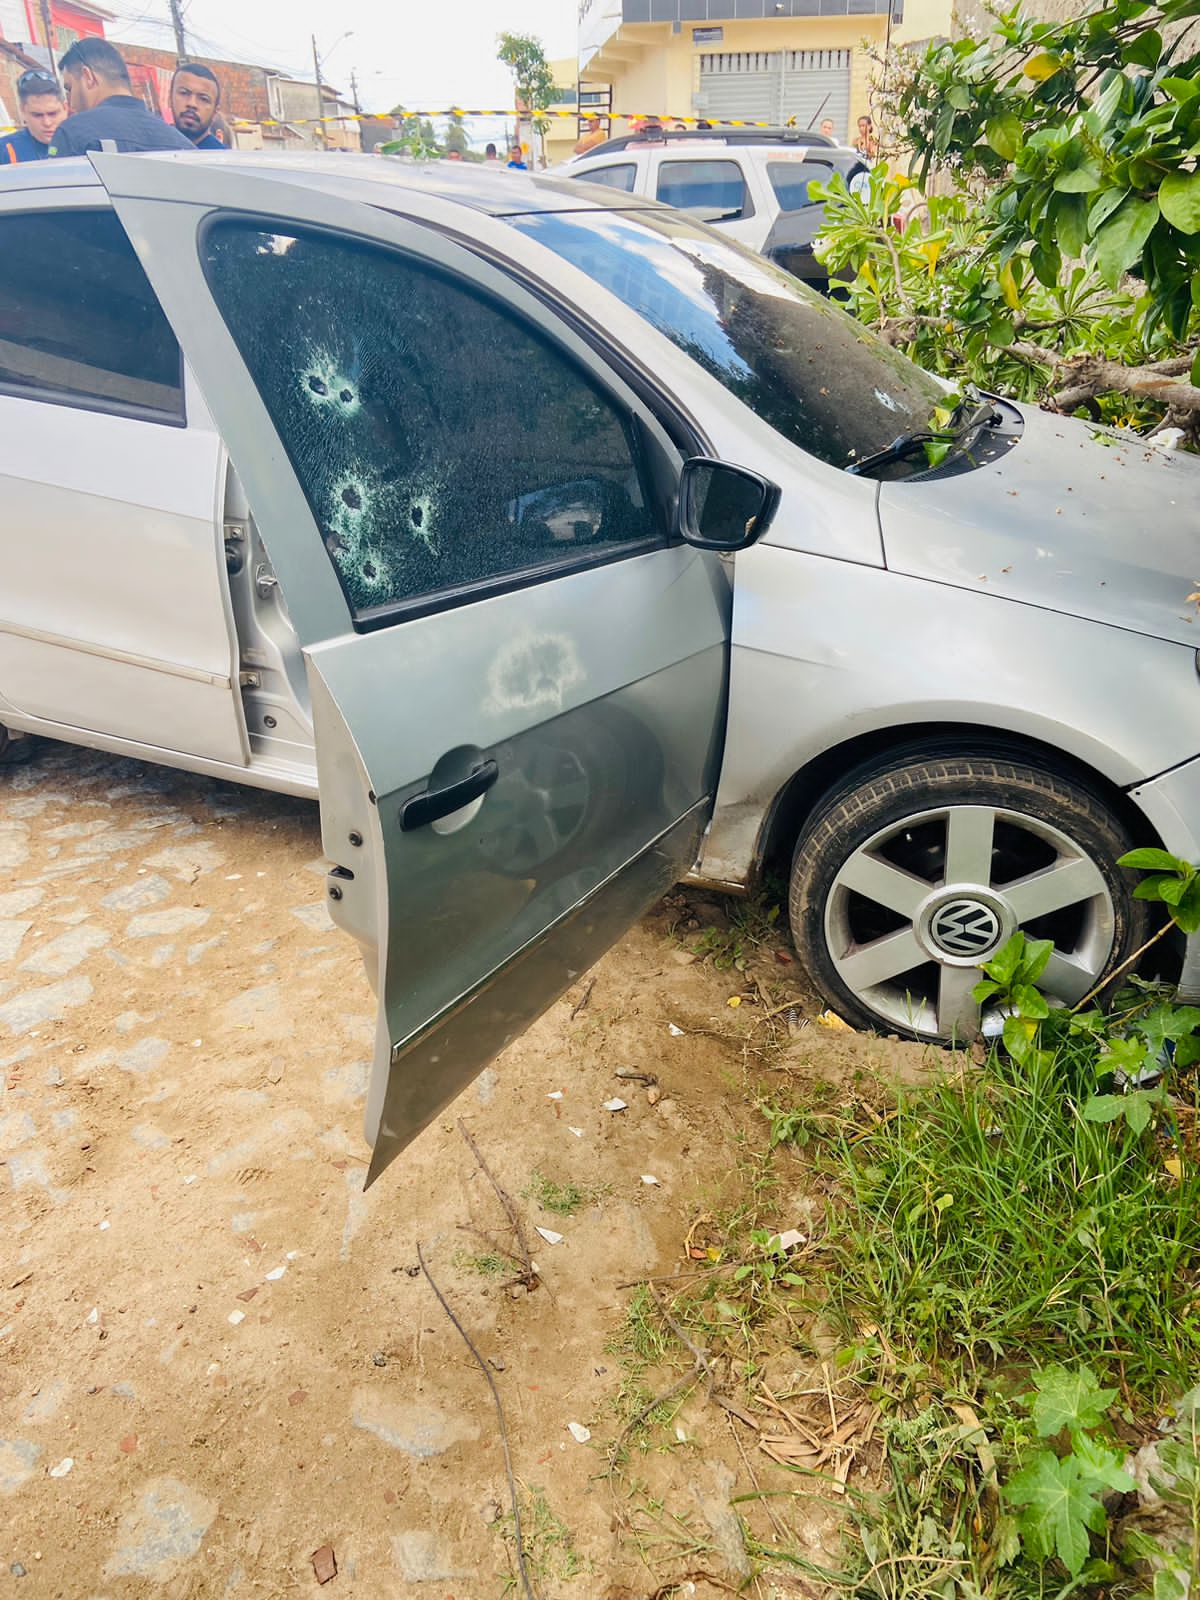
[{"left": 0, "top": 742, "right": 932, "bottom": 1599}]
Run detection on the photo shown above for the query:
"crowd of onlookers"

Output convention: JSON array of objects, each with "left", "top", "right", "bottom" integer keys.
[{"left": 1, "top": 37, "right": 228, "bottom": 164}]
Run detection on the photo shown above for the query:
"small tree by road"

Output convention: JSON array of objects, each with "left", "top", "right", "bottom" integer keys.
[{"left": 497, "top": 31, "right": 556, "bottom": 167}]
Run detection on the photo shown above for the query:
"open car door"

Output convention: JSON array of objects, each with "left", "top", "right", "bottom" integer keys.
[{"left": 93, "top": 154, "right": 732, "bottom": 1186}]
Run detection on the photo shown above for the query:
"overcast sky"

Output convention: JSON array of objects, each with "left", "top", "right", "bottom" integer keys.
[{"left": 105, "top": 0, "right": 579, "bottom": 113}]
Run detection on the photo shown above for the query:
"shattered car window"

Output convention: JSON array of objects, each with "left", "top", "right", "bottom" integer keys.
[{"left": 202, "top": 222, "right": 658, "bottom": 621}]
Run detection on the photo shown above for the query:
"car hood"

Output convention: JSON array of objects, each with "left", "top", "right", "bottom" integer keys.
[{"left": 877, "top": 403, "right": 1200, "bottom": 647}]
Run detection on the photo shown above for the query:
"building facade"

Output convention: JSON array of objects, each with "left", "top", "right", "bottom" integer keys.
[{"left": 579, "top": 0, "right": 956, "bottom": 139}]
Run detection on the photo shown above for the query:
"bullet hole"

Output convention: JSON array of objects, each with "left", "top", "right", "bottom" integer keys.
[
  {"left": 342, "top": 485, "right": 363, "bottom": 511},
  {"left": 307, "top": 375, "right": 328, "bottom": 395},
  {"left": 339, "top": 388, "right": 355, "bottom": 404},
  {"left": 362, "top": 560, "right": 377, "bottom": 580},
  {"left": 410, "top": 503, "right": 424, "bottom": 527}
]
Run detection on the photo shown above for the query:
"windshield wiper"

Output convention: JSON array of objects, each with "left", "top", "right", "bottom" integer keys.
[{"left": 845, "top": 395, "right": 999, "bottom": 478}]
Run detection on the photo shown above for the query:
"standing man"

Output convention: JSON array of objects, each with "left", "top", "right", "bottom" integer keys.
[
  {"left": 170, "top": 62, "right": 225, "bottom": 149},
  {"left": 0, "top": 69, "right": 65, "bottom": 164},
  {"left": 49, "top": 38, "right": 192, "bottom": 156}
]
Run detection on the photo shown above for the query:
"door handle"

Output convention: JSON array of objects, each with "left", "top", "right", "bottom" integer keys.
[{"left": 399, "top": 758, "right": 500, "bottom": 832}]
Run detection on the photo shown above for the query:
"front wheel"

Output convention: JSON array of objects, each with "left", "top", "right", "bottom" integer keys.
[{"left": 788, "top": 753, "right": 1150, "bottom": 1043}]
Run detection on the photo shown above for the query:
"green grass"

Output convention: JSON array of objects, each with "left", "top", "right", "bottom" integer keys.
[
  {"left": 452, "top": 1249, "right": 513, "bottom": 1278},
  {"left": 495, "top": 1486, "right": 584, "bottom": 1591},
  {"left": 783, "top": 1038, "right": 1200, "bottom": 1408},
  {"left": 522, "top": 1169, "right": 609, "bottom": 1217}
]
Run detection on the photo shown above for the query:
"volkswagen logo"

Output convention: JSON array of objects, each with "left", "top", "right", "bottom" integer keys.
[{"left": 929, "top": 899, "right": 1001, "bottom": 958}]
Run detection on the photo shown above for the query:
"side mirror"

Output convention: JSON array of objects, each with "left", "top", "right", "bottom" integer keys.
[{"left": 678, "top": 457, "right": 780, "bottom": 552}]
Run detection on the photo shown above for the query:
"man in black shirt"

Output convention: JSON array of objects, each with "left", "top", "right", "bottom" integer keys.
[{"left": 49, "top": 38, "right": 192, "bottom": 157}]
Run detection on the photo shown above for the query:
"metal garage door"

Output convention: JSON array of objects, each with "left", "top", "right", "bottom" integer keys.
[{"left": 697, "top": 49, "right": 851, "bottom": 135}]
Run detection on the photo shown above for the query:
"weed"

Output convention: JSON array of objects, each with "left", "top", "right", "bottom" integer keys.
[
  {"left": 685, "top": 892, "right": 783, "bottom": 972},
  {"left": 522, "top": 1169, "right": 607, "bottom": 1217},
  {"left": 495, "top": 1485, "right": 584, "bottom": 1591},
  {"left": 452, "top": 1249, "right": 513, "bottom": 1278},
  {"left": 795, "top": 1034, "right": 1200, "bottom": 1404}
]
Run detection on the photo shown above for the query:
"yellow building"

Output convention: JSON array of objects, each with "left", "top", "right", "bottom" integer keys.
[
  {"left": 578, "top": 0, "right": 955, "bottom": 143},
  {"left": 540, "top": 56, "right": 587, "bottom": 167}
]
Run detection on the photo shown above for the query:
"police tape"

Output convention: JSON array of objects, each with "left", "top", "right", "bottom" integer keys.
[
  {"left": 243, "top": 108, "right": 793, "bottom": 130},
  {"left": 1, "top": 107, "right": 795, "bottom": 136}
]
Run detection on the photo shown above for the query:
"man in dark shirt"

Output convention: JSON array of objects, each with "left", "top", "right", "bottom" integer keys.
[
  {"left": 49, "top": 37, "right": 192, "bottom": 157},
  {"left": 0, "top": 69, "right": 65, "bottom": 164},
  {"left": 169, "top": 62, "right": 226, "bottom": 150}
]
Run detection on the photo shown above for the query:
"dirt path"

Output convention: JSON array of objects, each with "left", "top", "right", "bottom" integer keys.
[{"left": 0, "top": 743, "right": 930, "bottom": 1598}]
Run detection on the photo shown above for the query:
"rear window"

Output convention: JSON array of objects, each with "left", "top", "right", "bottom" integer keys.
[
  {"left": 766, "top": 159, "right": 835, "bottom": 212},
  {"left": 573, "top": 163, "right": 637, "bottom": 193},
  {"left": 0, "top": 209, "right": 183, "bottom": 424},
  {"left": 655, "top": 159, "right": 751, "bottom": 223}
]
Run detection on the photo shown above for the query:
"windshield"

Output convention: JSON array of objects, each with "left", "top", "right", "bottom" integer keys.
[{"left": 506, "top": 208, "right": 946, "bottom": 470}]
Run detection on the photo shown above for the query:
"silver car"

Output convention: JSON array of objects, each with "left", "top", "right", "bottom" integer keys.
[{"left": 3, "top": 153, "right": 1199, "bottom": 1185}]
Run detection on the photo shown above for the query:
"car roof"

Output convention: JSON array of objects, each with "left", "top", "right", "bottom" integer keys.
[
  {"left": 0, "top": 150, "right": 671, "bottom": 217},
  {"left": 575, "top": 127, "right": 838, "bottom": 156}
]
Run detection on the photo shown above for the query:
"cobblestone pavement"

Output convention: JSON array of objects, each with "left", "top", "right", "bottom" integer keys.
[{"left": 3, "top": 741, "right": 835, "bottom": 1597}]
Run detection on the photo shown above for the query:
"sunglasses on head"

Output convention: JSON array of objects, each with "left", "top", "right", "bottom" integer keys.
[{"left": 18, "top": 69, "right": 59, "bottom": 92}]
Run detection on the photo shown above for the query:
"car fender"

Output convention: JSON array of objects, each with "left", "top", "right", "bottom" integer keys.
[{"left": 697, "top": 545, "right": 1200, "bottom": 888}]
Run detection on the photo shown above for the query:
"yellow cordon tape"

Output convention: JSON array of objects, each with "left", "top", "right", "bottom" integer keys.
[
  {"left": 241, "top": 108, "right": 795, "bottom": 129},
  {"left": 1, "top": 108, "right": 796, "bottom": 135}
]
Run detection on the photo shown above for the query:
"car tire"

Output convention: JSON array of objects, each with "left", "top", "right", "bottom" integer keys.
[{"left": 788, "top": 751, "right": 1150, "bottom": 1043}]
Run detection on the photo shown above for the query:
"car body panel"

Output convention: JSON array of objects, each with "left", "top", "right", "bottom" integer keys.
[
  {"left": 696, "top": 543, "right": 1200, "bottom": 889},
  {"left": 0, "top": 180, "right": 248, "bottom": 766},
  {"left": 879, "top": 405, "right": 1200, "bottom": 647},
  {"left": 92, "top": 152, "right": 732, "bottom": 1182},
  {"left": 561, "top": 141, "right": 864, "bottom": 274}
]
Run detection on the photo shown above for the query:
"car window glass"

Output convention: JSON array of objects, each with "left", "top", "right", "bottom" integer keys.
[
  {"left": 573, "top": 163, "right": 637, "bottom": 192},
  {"left": 655, "top": 159, "right": 750, "bottom": 222},
  {"left": 0, "top": 209, "right": 183, "bottom": 422},
  {"left": 202, "top": 222, "right": 658, "bottom": 623},
  {"left": 766, "top": 160, "right": 832, "bottom": 211},
  {"left": 507, "top": 207, "right": 946, "bottom": 472}
]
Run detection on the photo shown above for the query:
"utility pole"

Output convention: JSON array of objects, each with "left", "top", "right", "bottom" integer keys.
[
  {"left": 37, "top": 0, "right": 59, "bottom": 83},
  {"left": 168, "top": 0, "right": 187, "bottom": 59},
  {"left": 349, "top": 68, "right": 361, "bottom": 115},
  {"left": 311, "top": 33, "right": 325, "bottom": 149}
]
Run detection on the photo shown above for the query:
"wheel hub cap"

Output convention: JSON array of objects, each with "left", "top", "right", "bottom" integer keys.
[{"left": 922, "top": 889, "right": 1008, "bottom": 963}]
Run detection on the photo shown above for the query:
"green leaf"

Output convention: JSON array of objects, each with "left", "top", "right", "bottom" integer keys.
[
  {"left": 1083, "top": 1093, "right": 1127, "bottom": 1122},
  {"left": 1055, "top": 191, "right": 1089, "bottom": 258},
  {"left": 1003, "top": 1012, "right": 1039, "bottom": 1063},
  {"left": 1125, "top": 26, "right": 1163, "bottom": 66},
  {"left": 1054, "top": 158, "right": 1103, "bottom": 194},
  {"left": 1159, "top": 169, "right": 1200, "bottom": 234},
  {"left": 1007, "top": 1451, "right": 1096, "bottom": 1574},
  {"left": 1022, "top": 936, "right": 1054, "bottom": 985},
  {"left": 948, "top": 83, "right": 972, "bottom": 110},
  {"left": 972, "top": 978, "right": 1003, "bottom": 1003},
  {"left": 1160, "top": 76, "right": 1200, "bottom": 105},
  {"left": 1088, "top": 186, "right": 1131, "bottom": 235},
  {"left": 1030, "top": 1365, "right": 1118, "bottom": 1437},
  {"left": 1133, "top": 874, "right": 1173, "bottom": 902},
  {"left": 1093, "top": 195, "right": 1161, "bottom": 286},
  {"left": 1125, "top": 1090, "right": 1156, "bottom": 1134},
  {"left": 1172, "top": 882, "right": 1200, "bottom": 935},
  {"left": 986, "top": 112, "right": 1023, "bottom": 160},
  {"left": 1012, "top": 983, "right": 1050, "bottom": 1019},
  {"left": 1191, "top": 348, "right": 1200, "bottom": 387},
  {"left": 1159, "top": 874, "right": 1188, "bottom": 905},
  {"left": 1118, "top": 847, "right": 1190, "bottom": 873},
  {"left": 985, "top": 933, "right": 1025, "bottom": 986}
]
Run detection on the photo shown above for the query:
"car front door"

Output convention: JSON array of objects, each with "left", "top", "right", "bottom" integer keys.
[{"left": 93, "top": 157, "right": 731, "bottom": 1186}]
